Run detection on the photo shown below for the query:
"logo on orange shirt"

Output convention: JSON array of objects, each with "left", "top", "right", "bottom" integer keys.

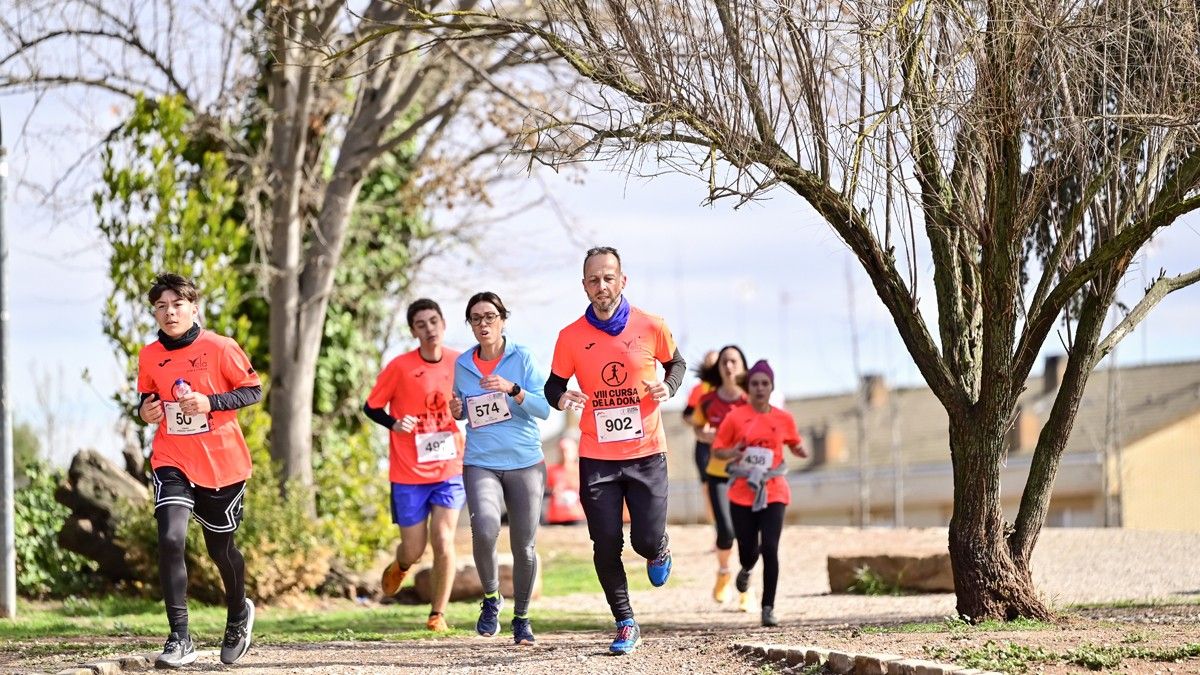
[
  {"left": 601, "top": 362, "right": 628, "bottom": 387},
  {"left": 187, "top": 354, "right": 208, "bottom": 370}
]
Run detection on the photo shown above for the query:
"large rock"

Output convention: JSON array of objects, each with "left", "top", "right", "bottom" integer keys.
[
  {"left": 827, "top": 550, "right": 954, "bottom": 593},
  {"left": 412, "top": 553, "right": 543, "bottom": 602},
  {"left": 54, "top": 449, "right": 150, "bottom": 581}
]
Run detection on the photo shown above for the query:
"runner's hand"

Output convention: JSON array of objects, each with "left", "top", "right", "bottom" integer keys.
[
  {"left": 790, "top": 442, "right": 808, "bottom": 458},
  {"left": 179, "top": 392, "right": 211, "bottom": 416},
  {"left": 480, "top": 375, "right": 514, "bottom": 394},
  {"left": 393, "top": 415, "right": 420, "bottom": 433},
  {"left": 642, "top": 379, "right": 669, "bottom": 403},
  {"left": 558, "top": 390, "right": 587, "bottom": 412},
  {"left": 449, "top": 395, "right": 463, "bottom": 419},
  {"left": 140, "top": 394, "right": 163, "bottom": 424},
  {"left": 696, "top": 424, "right": 716, "bottom": 444}
]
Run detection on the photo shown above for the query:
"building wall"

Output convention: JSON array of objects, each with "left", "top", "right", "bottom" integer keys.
[{"left": 1120, "top": 411, "right": 1200, "bottom": 532}]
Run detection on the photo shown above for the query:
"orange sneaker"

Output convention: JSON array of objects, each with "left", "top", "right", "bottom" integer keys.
[
  {"left": 426, "top": 612, "right": 450, "bottom": 632},
  {"left": 713, "top": 570, "right": 733, "bottom": 603},
  {"left": 381, "top": 561, "right": 409, "bottom": 598}
]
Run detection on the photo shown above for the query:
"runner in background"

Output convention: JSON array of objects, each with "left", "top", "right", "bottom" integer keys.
[
  {"left": 363, "top": 299, "right": 464, "bottom": 632},
  {"left": 711, "top": 360, "right": 806, "bottom": 627},
  {"left": 544, "top": 246, "right": 687, "bottom": 655},
  {"left": 682, "top": 349, "right": 717, "bottom": 484},
  {"left": 691, "top": 345, "right": 749, "bottom": 607},
  {"left": 544, "top": 437, "right": 585, "bottom": 525},
  {"left": 135, "top": 273, "right": 261, "bottom": 668},
  {"left": 452, "top": 291, "right": 549, "bottom": 645}
]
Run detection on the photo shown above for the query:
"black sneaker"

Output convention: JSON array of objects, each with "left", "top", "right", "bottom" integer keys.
[
  {"left": 220, "top": 598, "right": 255, "bottom": 665},
  {"left": 155, "top": 631, "right": 196, "bottom": 669},
  {"left": 761, "top": 605, "right": 779, "bottom": 627},
  {"left": 735, "top": 568, "right": 752, "bottom": 593}
]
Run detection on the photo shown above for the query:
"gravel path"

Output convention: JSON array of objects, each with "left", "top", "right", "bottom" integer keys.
[{"left": 27, "top": 525, "right": 1200, "bottom": 673}]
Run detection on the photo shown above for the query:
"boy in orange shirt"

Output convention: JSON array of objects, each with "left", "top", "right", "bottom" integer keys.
[
  {"left": 544, "top": 246, "right": 687, "bottom": 654},
  {"left": 363, "top": 298, "right": 464, "bottom": 632},
  {"left": 135, "top": 273, "right": 262, "bottom": 668}
]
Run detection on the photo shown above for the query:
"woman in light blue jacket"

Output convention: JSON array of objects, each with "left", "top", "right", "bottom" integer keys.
[{"left": 452, "top": 291, "right": 550, "bottom": 646}]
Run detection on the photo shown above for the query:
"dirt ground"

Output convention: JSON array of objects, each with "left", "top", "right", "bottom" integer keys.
[{"left": 16, "top": 524, "right": 1200, "bottom": 674}]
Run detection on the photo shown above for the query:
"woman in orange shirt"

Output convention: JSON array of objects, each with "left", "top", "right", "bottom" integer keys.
[{"left": 712, "top": 360, "right": 806, "bottom": 627}]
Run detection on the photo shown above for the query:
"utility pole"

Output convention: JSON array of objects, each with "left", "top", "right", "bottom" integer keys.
[
  {"left": 0, "top": 108, "right": 16, "bottom": 617},
  {"left": 846, "top": 260, "right": 869, "bottom": 527}
]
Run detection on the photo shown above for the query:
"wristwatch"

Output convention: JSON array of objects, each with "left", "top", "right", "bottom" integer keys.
[{"left": 510, "top": 383, "right": 521, "bottom": 397}]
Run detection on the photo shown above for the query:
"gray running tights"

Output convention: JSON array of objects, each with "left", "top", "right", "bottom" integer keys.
[{"left": 464, "top": 463, "right": 546, "bottom": 617}]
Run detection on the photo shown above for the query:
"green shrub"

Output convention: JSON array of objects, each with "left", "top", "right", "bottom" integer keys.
[
  {"left": 314, "top": 424, "right": 394, "bottom": 573},
  {"left": 14, "top": 460, "right": 101, "bottom": 598},
  {"left": 116, "top": 404, "right": 332, "bottom": 603},
  {"left": 847, "top": 565, "right": 902, "bottom": 595}
]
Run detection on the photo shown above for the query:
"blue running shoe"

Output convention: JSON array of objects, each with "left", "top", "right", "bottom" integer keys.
[
  {"left": 647, "top": 546, "right": 672, "bottom": 587},
  {"left": 512, "top": 616, "right": 535, "bottom": 645},
  {"left": 476, "top": 594, "right": 503, "bottom": 637},
  {"left": 609, "top": 618, "right": 642, "bottom": 655}
]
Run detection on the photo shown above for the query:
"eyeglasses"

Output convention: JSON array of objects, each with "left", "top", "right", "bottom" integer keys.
[{"left": 468, "top": 313, "right": 501, "bottom": 326}]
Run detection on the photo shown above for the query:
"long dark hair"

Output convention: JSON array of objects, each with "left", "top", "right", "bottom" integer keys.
[{"left": 699, "top": 344, "right": 748, "bottom": 388}]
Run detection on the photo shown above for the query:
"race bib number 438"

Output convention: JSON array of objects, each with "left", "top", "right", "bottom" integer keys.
[
  {"left": 163, "top": 401, "right": 211, "bottom": 436},
  {"left": 741, "top": 446, "right": 775, "bottom": 469},
  {"left": 416, "top": 431, "right": 457, "bottom": 463},
  {"left": 594, "top": 406, "right": 644, "bottom": 443}
]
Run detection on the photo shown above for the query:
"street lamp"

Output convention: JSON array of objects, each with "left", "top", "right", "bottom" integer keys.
[{"left": 0, "top": 107, "right": 15, "bottom": 618}]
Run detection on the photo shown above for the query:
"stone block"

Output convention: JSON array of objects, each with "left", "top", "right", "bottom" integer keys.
[
  {"left": 826, "top": 650, "right": 856, "bottom": 673},
  {"left": 856, "top": 654, "right": 905, "bottom": 675},
  {"left": 828, "top": 551, "right": 954, "bottom": 593},
  {"left": 413, "top": 553, "right": 542, "bottom": 602},
  {"left": 806, "top": 647, "right": 831, "bottom": 666}
]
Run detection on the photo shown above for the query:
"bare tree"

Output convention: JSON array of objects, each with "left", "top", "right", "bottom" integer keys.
[
  {"left": 1, "top": 0, "right": 566, "bottom": 507},
  {"left": 426, "top": 0, "right": 1200, "bottom": 619}
]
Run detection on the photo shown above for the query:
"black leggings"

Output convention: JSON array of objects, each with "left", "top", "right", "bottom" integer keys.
[
  {"left": 579, "top": 454, "right": 669, "bottom": 622},
  {"left": 157, "top": 505, "right": 247, "bottom": 635},
  {"left": 705, "top": 476, "right": 736, "bottom": 551},
  {"left": 730, "top": 502, "right": 786, "bottom": 607}
]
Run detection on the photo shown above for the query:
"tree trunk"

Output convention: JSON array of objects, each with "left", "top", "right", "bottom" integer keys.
[{"left": 947, "top": 414, "right": 1053, "bottom": 622}]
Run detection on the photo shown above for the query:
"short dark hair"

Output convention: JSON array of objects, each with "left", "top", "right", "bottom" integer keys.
[
  {"left": 583, "top": 246, "right": 621, "bottom": 273},
  {"left": 406, "top": 298, "right": 444, "bottom": 327},
  {"left": 700, "top": 344, "right": 748, "bottom": 387},
  {"left": 148, "top": 273, "right": 199, "bottom": 305},
  {"left": 464, "top": 291, "right": 509, "bottom": 322}
]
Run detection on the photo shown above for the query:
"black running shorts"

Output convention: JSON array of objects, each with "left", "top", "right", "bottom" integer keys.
[{"left": 152, "top": 465, "right": 246, "bottom": 533}]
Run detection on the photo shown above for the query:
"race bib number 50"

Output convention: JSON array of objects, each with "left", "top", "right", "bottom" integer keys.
[
  {"left": 416, "top": 431, "right": 457, "bottom": 463},
  {"left": 163, "top": 401, "right": 211, "bottom": 436},
  {"left": 594, "top": 406, "right": 644, "bottom": 443}
]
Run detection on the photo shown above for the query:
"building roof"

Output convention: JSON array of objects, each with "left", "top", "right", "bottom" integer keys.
[{"left": 659, "top": 357, "right": 1200, "bottom": 472}]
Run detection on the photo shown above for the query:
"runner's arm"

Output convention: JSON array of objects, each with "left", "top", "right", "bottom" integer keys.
[
  {"left": 661, "top": 348, "right": 687, "bottom": 397},
  {"left": 544, "top": 373, "right": 569, "bottom": 410},
  {"left": 362, "top": 402, "right": 398, "bottom": 429},
  {"left": 209, "top": 385, "right": 263, "bottom": 411}
]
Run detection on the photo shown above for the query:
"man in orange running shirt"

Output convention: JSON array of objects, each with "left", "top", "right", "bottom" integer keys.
[{"left": 544, "top": 246, "right": 687, "bottom": 655}]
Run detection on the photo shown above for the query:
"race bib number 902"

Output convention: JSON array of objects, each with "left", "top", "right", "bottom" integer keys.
[
  {"left": 163, "top": 401, "right": 211, "bottom": 436},
  {"left": 594, "top": 406, "right": 644, "bottom": 443}
]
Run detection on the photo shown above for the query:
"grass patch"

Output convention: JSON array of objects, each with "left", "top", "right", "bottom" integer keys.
[
  {"left": 1068, "top": 596, "right": 1200, "bottom": 610},
  {"left": 540, "top": 553, "right": 651, "bottom": 595},
  {"left": 845, "top": 566, "right": 903, "bottom": 595},
  {"left": 859, "top": 616, "right": 1054, "bottom": 635},
  {"left": 925, "top": 640, "right": 1200, "bottom": 673}
]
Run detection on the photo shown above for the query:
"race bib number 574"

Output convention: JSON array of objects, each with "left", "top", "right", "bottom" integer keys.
[{"left": 594, "top": 406, "right": 644, "bottom": 443}]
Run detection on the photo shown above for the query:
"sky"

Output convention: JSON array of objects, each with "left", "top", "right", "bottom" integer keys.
[{"left": 3, "top": 93, "right": 1200, "bottom": 467}]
